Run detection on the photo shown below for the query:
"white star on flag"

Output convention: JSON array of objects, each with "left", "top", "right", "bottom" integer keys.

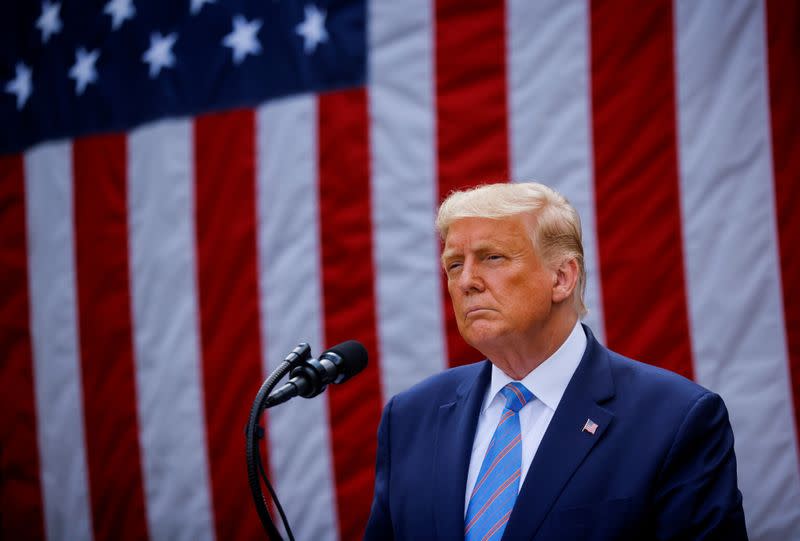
[
  {"left": 69, "top": 48, "right": 100, "bottom": 95},
  {"left": 190, "top": 0, "right": 215, "bottom": 16},
  {"left": 36, "top": 1, "right": 62, "bottom": 44},
  {"left": 142, "top": 32, "right": 178, "bottom": 78},
  {"left": 104, "top": 0, "right": 136, "bottom": 31},
  {"left": 582, "top": 418, "right": 599, "bottom": 435},
  {"left": 295, "top": 4, "right": 328, "bottom": 54},
  {"left": 5, "top": 62, "right": 33, "bottom": 110},
  {"left": 222, "top": 15, "right": 262, "bottom": 65}
]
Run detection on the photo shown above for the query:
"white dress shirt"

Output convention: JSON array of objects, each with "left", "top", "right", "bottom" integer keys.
[{"left": 464, "top": 321, "right": 587, "bottom": 514}]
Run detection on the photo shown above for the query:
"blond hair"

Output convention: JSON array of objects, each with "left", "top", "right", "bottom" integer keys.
[{"left": 436, "top": 182, "right": 587, "bottom": 317}]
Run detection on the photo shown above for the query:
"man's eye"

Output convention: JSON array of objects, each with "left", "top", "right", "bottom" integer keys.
[
  {"left": 487, "top": 254, "right": 503, "bottom": 261},
  {"left": 447, "top": 262, "right": 462, "bottom": 272}
]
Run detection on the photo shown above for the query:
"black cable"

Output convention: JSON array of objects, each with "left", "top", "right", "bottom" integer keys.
[
  {"left": 246, "top": 379, "right": 283, "bottom": 540},
  {"left": 256, "top": 436, "right": 295, "bottom": 541}
]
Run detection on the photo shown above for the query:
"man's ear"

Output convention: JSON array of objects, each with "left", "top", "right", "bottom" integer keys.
[{"left": 552, "top": 258, "right": 578, "bottom": 304}]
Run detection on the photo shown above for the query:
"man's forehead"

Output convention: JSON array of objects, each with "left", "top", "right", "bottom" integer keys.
[
  {"left": 442, "top": 216, "right": 533, "bottom": 254},
  {"left": 445, "top": 215, "right": 531, "bottom": 241}
]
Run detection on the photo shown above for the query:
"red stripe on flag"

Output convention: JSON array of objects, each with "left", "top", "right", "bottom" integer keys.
[
  {"left": 318, "top": 88, "right": 383, "bottom": 541},
  {"left": 766, "top": 0, "right": 800, "bottom": 458},
  {"left": 590, "top": 0, "right": 694, "bottom": 379},
  {"left": 435, "top": 0, "right": 510, "bottom": 367},
  {"left": 72, "top": 135, "right": 149, "bottom": 540},
  {"left": 194, "top": 110, "right": 266, "bottom": 540},
  {"left": 0, "top": 154, "right": 45, "bottom": 540}
]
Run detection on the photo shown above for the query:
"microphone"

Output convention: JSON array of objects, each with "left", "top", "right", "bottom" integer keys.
[{"left": 265, "top": 340, "right": 368, "bottom": 407}]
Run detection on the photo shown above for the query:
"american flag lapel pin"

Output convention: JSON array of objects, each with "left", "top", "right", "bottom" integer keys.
[{"left": 582, "top": 418, "right": 599, "bottom": 435}]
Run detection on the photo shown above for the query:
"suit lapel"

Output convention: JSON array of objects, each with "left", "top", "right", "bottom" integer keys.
[
  {"left": 503, "top": 328, "right": 616, "bottom": 540},
  {"left": 433, "top": 361, "right": 491, "bottom": 541}
]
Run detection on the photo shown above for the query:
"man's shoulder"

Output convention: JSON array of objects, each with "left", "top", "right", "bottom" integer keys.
[
  {"left": 600, "top": 344, "right": 713, "bottom": 407},
  {"left": 583, "top": 341, "right": 731, "bottom": 458},
  {"left": 391, "top": 360, "right": 488, "bottom": 408},
  {"left": 581, "top": 324, "right": 711, "bottom": 405}
]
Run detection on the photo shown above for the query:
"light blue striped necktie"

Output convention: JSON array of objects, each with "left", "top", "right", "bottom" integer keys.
[{"left": 465, "top": 381, "right": 534, "bottom": 541}]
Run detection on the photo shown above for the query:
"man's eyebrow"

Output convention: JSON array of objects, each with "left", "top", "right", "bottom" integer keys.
[
  {"left": 441, "top": 241, "right": 506, "bottom": 264},
  {"left": 440, "top": 250, "right": 459, "bottom": 266}
]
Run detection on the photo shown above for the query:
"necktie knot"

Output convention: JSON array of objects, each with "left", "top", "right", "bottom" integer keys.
[{"left": 500, "top": 382, "right": 533, "bottom": 413}]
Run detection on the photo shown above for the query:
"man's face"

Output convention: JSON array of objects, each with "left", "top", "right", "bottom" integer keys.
[{"left": 442, "top": 216, "right": 556, "bottom": 355}]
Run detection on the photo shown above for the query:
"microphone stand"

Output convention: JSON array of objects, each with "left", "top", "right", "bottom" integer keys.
[{"left": 245, "top": 345, "right": 310, "bottom": 540}]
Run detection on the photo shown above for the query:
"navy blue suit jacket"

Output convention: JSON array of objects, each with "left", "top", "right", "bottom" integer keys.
[{"left": 364, "top": 326, "right": 747, "bottom": 540}]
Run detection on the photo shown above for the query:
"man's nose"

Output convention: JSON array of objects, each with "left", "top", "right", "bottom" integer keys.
[{"left": 458, "top": 260, "right": 484, "bottom": 293}]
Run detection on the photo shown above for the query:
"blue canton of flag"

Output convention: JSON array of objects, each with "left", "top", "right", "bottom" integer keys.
[{"left": 0, "top": 0, "right": 366, "bottom": 154}]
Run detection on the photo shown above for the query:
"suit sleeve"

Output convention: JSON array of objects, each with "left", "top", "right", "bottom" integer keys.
[
  {"left": 363, "top": 396, "right": 394, "bottom": 541},
  {"left": 654, "top": 391, "right": 748, "bottom": 541}
]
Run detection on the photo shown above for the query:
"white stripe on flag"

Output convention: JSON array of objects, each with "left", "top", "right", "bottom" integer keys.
[
  {"left": 128, "top": 120, "right": 216, "bottom": 541},
  {"left": 25, "top": 142, "right": 94, "bottom": 541},
  {"left": 369, "top": 0, "right": 447, "bottom": 399},
  {"left": 256, "top": 95, "right": 340, "bottom": 541},
  {"left": 506, "top": 0, "right": 605, "bottom": 340},
  {"left": 674, "top": 1, "right": 800, "bottom": 538}
]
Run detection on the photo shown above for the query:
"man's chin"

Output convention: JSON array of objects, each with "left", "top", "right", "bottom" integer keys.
[{"left": 461, "top": 327, "right": 507, "bottom": 354}]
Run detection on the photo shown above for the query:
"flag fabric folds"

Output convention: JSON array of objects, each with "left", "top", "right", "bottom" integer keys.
[{"left": 1, "top": 1, "right": 799, "bottom": 540}]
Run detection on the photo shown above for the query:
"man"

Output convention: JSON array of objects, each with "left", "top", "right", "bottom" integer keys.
[{"left": 364, "top": 182, "right": 747, "bottom": 540}]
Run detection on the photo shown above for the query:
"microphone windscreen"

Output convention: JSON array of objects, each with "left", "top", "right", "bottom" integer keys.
[{"left": 325, "top": 340, "right": 368, "bottom": 378}]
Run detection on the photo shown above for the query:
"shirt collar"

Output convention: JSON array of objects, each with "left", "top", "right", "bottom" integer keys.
[{"left": 482, "top": 321, "right": 587, "bottom": 414}]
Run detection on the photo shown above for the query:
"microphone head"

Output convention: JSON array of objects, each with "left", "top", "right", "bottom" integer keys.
[{"left": 323, "top": 340, "right": 368, "bottom": 383}]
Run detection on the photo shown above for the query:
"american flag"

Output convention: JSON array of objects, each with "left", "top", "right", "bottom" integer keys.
[
  {"left": 1, "top": 1, "right": 798, "bottom": 540},
  {"left": 582, "top": 419, "right": 598, "bottom": 436}
]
